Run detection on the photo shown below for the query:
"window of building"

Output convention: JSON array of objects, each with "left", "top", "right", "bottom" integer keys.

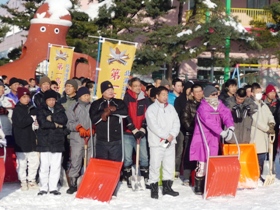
[{"left": 247, "top": 0, "right": 269, "bottom": 9}]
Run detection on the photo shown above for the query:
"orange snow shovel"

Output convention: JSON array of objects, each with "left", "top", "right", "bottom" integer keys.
[
  {"left": 0, "top": 146, "right": 6, "bottom": 191},
  {"left": 196, "top": 114, "right": 240, "bottom": 200},
  {"left": 223, "top": 143, "right": 259, "bottom": 189},
  {"left": 76, "top": 115, "right": 126, "bottom": 203},
  {"left": 263, "top": 134, "right": 276, "bottom": 186}
]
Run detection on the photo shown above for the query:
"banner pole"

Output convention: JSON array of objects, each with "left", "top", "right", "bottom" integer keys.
[
  {"left": 93, "top": 37, "right": 103, "bottom": 98},
  {"left": 88, "top": 35, "right": 137, "bottom": 46}
]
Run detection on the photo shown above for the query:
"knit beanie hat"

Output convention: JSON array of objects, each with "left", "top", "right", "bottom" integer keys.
[
  {"left": 160, "top": 78, "right": 170, "bottom": 87},
  {"left": 266, "top": 84, "right": 276, "bottom": 95},
  {"left": 204, "top": 85, "right": 218, "bottom": 97},
  {"left": 39, "top": 76, "right": 51, "bottom": 86},
  {"left": 0, "top": 81, "right": 4, "bottom": 87},
  {"left": 9, "top": 77, "right": 19, "bottom": 86},
  {"left": 101, "top": 81, "right": 113, "bottom": 94},
  {"left": 19, "top": 79, "right": 28, "bottom": 87},
  {"left": 75, "top": 79, "right": 82, "bottom": 87},
  {"left": 44, "top": 90, "right": 57, "bottom": 101},
  {"left": 76, "top": 87, "right": 90, "bottom": 98},
  {"left": 17, "top": 87, "right": 30, "bottom": 100},
  {"left": 65, "top": 79, "right": 78, "bottom": 91}
]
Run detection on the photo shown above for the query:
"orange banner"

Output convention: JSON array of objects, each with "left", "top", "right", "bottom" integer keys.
[{"left": 97, "top": 41, "right": 137, "bottom": 99}]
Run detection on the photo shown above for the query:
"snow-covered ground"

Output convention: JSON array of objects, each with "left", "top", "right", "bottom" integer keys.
[{"left": 1, "top": 157, "right": 280, "bottom": 210}]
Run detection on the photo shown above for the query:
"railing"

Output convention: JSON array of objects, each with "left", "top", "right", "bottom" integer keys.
[
  {"left": 186, "top": 8, "right": 274, "bottom": 26},
  {"left": 231, "top": 8, "right": 274, "bottom": 25}
]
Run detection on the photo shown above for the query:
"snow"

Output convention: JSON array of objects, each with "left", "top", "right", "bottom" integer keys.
[
  {"left": 45, "top": 0, "right": 72, "bottom": 19},
  {"left": 223, "top": 17, "right": 247, "bottom": 34},
  {"left": 2, "top": 156, "right": 280, "bottom": 209},
  {"left": 84, "top": 0, "right": 115, "bottom": 20},
  {"left": 195, "top": 25, "right": 201, "bottom": 31},
  {"left": 189, "top": 48, "right": 196, "bottom": 54},
  {"left": 176, "top": 29, "right": 192, "bottom": 38},
  {"left": 202, "top": 0, "right": 217, "bottom": 9}
]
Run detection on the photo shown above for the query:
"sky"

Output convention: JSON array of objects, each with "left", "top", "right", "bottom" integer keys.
[{"left": 0, "top": 0, "right": 7, "bottom": 4}]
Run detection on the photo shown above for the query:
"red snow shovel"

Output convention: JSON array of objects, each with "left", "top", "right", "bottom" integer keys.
[
  {"left": 76, "top": 115, "right": 126, "bottom": 202},
  {"left": 196, "top": 114, "right": 240, "bottom": 200},
  {"left": 0, "top": 146, "right": 6, "bottom": 191}
]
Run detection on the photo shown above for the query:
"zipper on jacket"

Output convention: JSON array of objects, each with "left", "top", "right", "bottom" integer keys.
[{"left": 107, "top": 100, "right": 110, "bottom": 142}]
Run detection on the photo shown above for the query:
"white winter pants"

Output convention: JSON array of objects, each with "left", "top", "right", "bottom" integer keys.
[
  {"left": 16, "top": 152, "right": 39, "bottom": 183},
  {"left": 39, "top": 152, "right": 62, "bottom": 191},
  {"left": 149, "top": 143, "right": 175, "bottom": 184}
]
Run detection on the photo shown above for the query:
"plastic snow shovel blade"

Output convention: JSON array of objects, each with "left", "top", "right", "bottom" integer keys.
[
  {"left": 204, "top": 156, "right": 240, "bottom": 199},
  {"left": 263, "top": 174, "right": 276, "bottom": 186},
  {"left": 130, "top": 175, "right": 145, "bottom": 191},
  {"left": 223, "top": 144, "right": 259, "bottom": 189},
  {"left": 76, "top": 158, "right": 123, "bottom": 202}
]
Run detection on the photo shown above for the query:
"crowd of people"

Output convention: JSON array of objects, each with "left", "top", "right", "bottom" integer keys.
[{"left": 0, "top": 75, "right": 278, "bottom": 199}]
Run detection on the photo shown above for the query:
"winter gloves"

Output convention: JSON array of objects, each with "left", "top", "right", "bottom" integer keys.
[
  {"left": 101, "top": 106, "right": 117, "bottom": 121},
  {"left": 128, "top": 123, "right": 146, "bottom": 140},
  {"left": 220, "top": 126, "right": 235, "bottom": 142},
  {"left": 76, "top": 124, "right": 87, "bottom": 137},
  {"left": 267, "top": 123, "right": 275, "bottom": 134},
  {"left": 76, "top": 124, "right": 95, "bottom": 138}
]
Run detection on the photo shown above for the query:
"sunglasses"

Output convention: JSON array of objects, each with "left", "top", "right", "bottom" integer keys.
[{"left": 211, "top": 93, "right": 218, "bottom": 96}]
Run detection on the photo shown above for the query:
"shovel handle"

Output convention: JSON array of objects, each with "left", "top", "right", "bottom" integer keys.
[{"left": 269, "top": 134, "right": 275, "bottom": 144}]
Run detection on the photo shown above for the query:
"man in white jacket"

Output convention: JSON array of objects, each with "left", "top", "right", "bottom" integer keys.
[
  {"left": 146, "top": 86, "right": 180, "bottom": 199},
  {"left": 250, "top": 83, "right": 275, "bottom": 180}
]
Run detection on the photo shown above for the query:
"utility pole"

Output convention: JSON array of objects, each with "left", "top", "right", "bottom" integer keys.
[{"left": 224, "top": 0, "right": 231, "bottom": 82}]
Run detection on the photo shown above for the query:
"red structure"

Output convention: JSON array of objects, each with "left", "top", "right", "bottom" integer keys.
[{"left": 0, "top": 2, "right": 96, "bottom": 80}]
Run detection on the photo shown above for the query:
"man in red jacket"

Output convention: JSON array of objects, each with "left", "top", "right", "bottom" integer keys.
[{"left": 123, "top": 77, "right": 151, "bottom": 188}]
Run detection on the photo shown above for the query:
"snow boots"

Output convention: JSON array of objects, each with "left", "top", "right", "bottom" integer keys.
[
  {"left": 66, "top": 177, "right": 78, "bottom": 194},
  {"left": 123, "top": 166, "right": 132, "bottom": 188},
  {"left": 150, "top": 182, "right": 159, "bottom": 199},
  {"left": 162, "top": 180, "right": 179, "bottom": 197},
  {"left": 194, "top": 176, "right": 205, "bottom": 195},
  {"left": 140, "top": 166, "right": 150, "bottom": 189}
]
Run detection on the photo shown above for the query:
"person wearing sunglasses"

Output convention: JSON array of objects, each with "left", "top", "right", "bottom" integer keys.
[{"left": 189, "top": 85, "right": 234, "bottom": 195}]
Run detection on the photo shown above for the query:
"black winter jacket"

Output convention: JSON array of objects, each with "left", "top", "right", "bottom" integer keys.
[
  {"left": 36, "top": 103, "right": 68, "bottom": 152},
  {"left": 12, "top": 102, "right": 37, "bottom": 152},
  {"left": 90, "top": 97, "right": 128, "bottom": 142},
  {"left": 180, "top": 99, "right": 200, "bottom": 135}
]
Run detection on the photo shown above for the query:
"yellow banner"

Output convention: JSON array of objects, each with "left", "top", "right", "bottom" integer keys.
[
  {"left": 48, "top": 45, "right": 74, "bottom": 94},
  {"left": 97, "top": 41, "right": 137, "bottom": 99}
]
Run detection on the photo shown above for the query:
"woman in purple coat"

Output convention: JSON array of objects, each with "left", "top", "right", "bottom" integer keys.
[{"left": 190, "top": 85, "right": 234, "bottom": 195}]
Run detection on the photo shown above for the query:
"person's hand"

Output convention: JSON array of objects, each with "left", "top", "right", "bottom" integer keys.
[
  {"left": 109, "top": 105, "right": 116, "bottom": 112},
  {"left": 55, "top": 123, "right": 63, "bottom": 129},
  {"left": 46, "top": 115, "right": 52, "bottom": 122},
  {"left": 85, "top": 128, "right": 95, "bottom": 137},
  {"left": 220, "top": 130, "right": 228, "bottom": 138},
  {"left": 101, "top": 108, "right": 111, "bottom": 121},
  {"left": 31, "top": 115, "right": 36, "bottom": 122},
  {"left": 225, "top": 129, "right": 234, "bottom": 142},
  {"left": 134, "top": 130, "right": 145, "bottom": 139},
  {"left": 167, "top": 134, "right": 174, "bottom": 142},
  {"left": 32, "top": 122, "right": 39, "bottom": 131}
]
